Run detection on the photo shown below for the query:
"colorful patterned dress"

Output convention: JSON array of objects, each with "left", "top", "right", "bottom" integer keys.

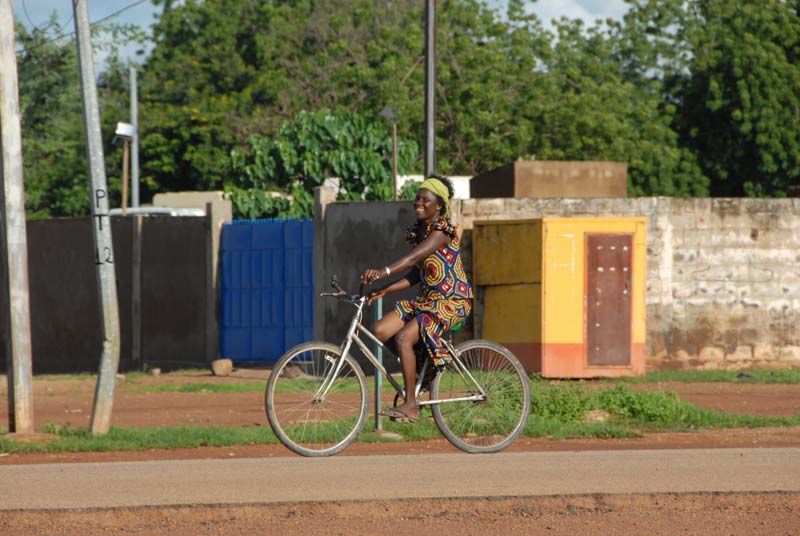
[{"left": 394, "top": 218, "right": 473, "bottom": 367}]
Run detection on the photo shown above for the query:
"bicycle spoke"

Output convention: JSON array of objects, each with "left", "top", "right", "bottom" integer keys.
[
  {"left": 266, "top": 343, "right": 368, "bottom": 456},
  {"left": 432, "top": 340, "right": 530, "bottom": 453}
]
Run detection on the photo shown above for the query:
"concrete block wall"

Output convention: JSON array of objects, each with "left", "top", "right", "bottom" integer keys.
[
  {"left": 660, "top": 198, "right": 800, "bottom": 371},
  {"left": 459, "top": 197, "right": 800, "bottom": 371}
]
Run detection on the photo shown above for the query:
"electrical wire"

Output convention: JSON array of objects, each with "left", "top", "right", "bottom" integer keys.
[
  {"left": 15, "top": 0, "right": 149, "bottom": 57},
  {"left": 19, "top": 0, "right": 74, "bottom": 37},
  {"left": 20, "top": 0, "right": 38, "bottom": 31}
]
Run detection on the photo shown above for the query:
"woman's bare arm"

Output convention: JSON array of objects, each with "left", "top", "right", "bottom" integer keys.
[
  {"left": 362, "top": 230, "right": 448, "bottom": 284},
  {"left": 366, "top": 269, "right": 419, "bottom": 304}
]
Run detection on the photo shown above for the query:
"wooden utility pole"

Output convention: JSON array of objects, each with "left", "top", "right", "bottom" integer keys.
[
  {"left": 0, "top": 0, "right": 35, "bottom": 434},
  {"left": 121, "top": 140, "right": 130, "bottom": 215},
  {"left": 73, "top": 0, "right": 122, "bottom": 434}
]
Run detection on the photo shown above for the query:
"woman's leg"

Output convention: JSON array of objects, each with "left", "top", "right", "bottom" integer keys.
[
  {"left": 393, "top": 319, "right": 421, "bottom": 419},
  {"left": 372, "top": 313, "right": 405, "bottom": 343}
]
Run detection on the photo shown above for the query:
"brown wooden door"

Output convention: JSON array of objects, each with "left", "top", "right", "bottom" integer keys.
[{"left": 586, "top": 234, "right": 632, "bottom": 366}]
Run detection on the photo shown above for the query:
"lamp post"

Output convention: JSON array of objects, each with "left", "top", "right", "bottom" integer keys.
[
  {"left": 114, "top": 122, "right": 135, "bottom": 215},
  {"left": 379, "top": 107, "right": 398, "bottom": 201}
]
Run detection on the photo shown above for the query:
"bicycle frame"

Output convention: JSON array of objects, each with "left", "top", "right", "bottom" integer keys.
[{"left": 315, "top": 294, "right": 488, "bottom": 407}]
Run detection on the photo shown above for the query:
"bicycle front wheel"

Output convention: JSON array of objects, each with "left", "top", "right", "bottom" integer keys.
[
  {"left": 431, "top": 340, "right": 530, "bottom": 453},
  {"left": 265, "top": 342, "right": 368, "bottom": 457}
]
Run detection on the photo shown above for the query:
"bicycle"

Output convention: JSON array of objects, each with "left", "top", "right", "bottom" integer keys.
[{"left": 265, "top": 276, "right": 531, "bottom": 457}]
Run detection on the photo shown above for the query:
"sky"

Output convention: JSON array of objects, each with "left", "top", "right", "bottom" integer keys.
[
  {"left": 518, "top": 0, "right": 629, "bottom": 27},
  {"left": 12, "top": 0, "right": 630, "bottom": 63}
]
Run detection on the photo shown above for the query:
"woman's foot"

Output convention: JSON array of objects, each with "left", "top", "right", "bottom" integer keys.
[{"left": 381, "top": 403, "right": 420, "bottom": 423}]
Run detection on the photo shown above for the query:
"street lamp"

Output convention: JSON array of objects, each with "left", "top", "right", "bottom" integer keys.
[
  {"left": 114, "top": 121, "right": 136, "bottom": 215},
  {"left": 379, "top": 106, "right": 398, "bottom": 201}
]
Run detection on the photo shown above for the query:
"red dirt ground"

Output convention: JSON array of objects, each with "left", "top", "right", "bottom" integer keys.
[
  {"left": 2, "top": 370, "right": 799, "bottom": 535},
  {"left": 2, "top": 369, "right": 800, "bottom": 464}
]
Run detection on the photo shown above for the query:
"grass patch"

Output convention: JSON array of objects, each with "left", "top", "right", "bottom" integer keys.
[
  {"left": 34, "top": 373, "right": 98, "bottom": 381},
  {"left": 129, "top": 382, "right": 266, "bottom": 394},
  {"left": 128, "top": 376, "right": 401, "bottom": 395},
  {"left": 607, "top": 369, "right": 800, "bottom": 384},
  {"left": 0, "top": 424, "right": 278, "bottom": 454},
  {"left": 525, "top": 381, "right": 800, "bottom": 439},
  {"left": 3, "top": 381, "right": 798, "bottom": 455}
]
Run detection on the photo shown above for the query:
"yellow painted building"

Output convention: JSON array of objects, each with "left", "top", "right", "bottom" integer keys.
[{"left": 473, "top": 218, "right": 647, "bottom": 378}]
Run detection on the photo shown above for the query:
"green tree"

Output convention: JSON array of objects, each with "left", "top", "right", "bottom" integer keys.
[
  {"left": 530, "top": 18, "right": 709, "bottom": 196},
  {"left": 141, "top": 0, "right": 426, "bottom": 197},
  {"left": 227, "top": 108, "right": 418, "bottom": 218},
  {"left": 431, "top": 0, "right": 552, "bottom": 173},
  {"left": 16, "top": 20, "right": 89, "bottom": 218},
  {"left": 675, "top": 0, "right": 800, "bottom": 196},
  {"left": 19, "top": 0, "right": 800, "bottom": 218},
  {"left": 142, "top": 0, "right": 713, "bottom": 197}
]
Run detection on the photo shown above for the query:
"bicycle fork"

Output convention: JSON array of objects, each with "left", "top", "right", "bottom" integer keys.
[{"left": 313, "top": 298, "right": 366, "bottom": 401}]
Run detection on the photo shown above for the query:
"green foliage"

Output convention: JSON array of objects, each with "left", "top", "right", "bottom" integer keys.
[
  {"left": 15, "top": 0, "right": 800, "bottom": 218},
  {"left": 537, "top": 19, "right": 709, "bottom": 197},
  {"left": 226, "top": 109, "right": 419, "bottom": 218},
  {"left": 595, "top": 384, "right": 685, "bottom": 424},
  {"left": 676, "top": 0, "right": 800, "bottom": 196},
  {"left": 398, "top": 179, "right": 422, "bottom": 201},
  {"left": 617, "top": 0, "right": 800, "bottom": 196},
  {"left": 0, "top": 425, "right": 278, "bottom": 454},
  {"left": 138, "top": 0, "right": 273, "bottom": 195},
  {"left": 527, "top": 381, "right": 800, "bottom": 432},
  {"left": 594, "top": 383, "right": 800, "bottom": 429},
  {"left": 16, "top": 20, "right": 89, "bottom": 218},
  {"left": 426, "top": 0, "right": 551, "bottom": 174},
  {"left": 139, "top": 0, "right": 425, "bottom": 198},
  {"left": 138, "top": 0, "right": 718, "bottom": 198},
  {"left": 529, "top": 379, "right": 591, "bottom": 422}
]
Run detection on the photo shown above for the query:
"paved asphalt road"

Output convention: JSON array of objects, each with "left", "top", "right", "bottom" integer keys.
[{"left": 2, "top": 448, "right": 799, "bottom": 510}]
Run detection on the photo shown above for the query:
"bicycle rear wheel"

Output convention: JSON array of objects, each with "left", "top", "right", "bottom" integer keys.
[
  {"left": 265, "top": 342, "right": 368, "bottom": 457},
  {"left": 431, "top": 340, "right": 530, "bottom": 453}
]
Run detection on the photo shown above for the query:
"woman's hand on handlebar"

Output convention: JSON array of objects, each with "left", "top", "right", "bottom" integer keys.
[
  {"left": 366, "top": 288, "right": 387, "bottom": 306},
  {"left": 360, "top": 268, "right": 388, "bottom": 284}
]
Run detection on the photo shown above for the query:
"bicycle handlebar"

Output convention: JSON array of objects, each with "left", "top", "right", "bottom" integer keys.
[
  {"left": 321, "top": 275, "right": 367, "bottom": 303},
  {"left": 330, "top": 276, "right": 345, "bottom": 294}
]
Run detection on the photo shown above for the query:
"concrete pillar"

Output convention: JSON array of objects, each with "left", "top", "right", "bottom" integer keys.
[{"left": 313, "top": 186, "right": 336, "bottom": 341}]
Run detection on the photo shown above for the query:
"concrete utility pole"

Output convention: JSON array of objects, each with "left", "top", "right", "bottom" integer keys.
[
  {"left": 129, "top": 67, "right": 139, "bottom": 208},
  {"left": 424, "top": 0, "right": 436, "bottom": 178},
  {"left": 73, "top": 0, "right": 122, "bottom": 434},
  {"left": 0, "top": 0, "right": 35, "bottom": 434}
]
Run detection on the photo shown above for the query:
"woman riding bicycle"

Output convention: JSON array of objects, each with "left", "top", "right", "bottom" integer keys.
[{"left": 361, "top": 175, "right": 473, "bottom": 423}]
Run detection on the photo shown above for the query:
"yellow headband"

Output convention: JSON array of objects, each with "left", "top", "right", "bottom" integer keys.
[{"left": 418, "top": 178, "right": 449, "bottom": 218}]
